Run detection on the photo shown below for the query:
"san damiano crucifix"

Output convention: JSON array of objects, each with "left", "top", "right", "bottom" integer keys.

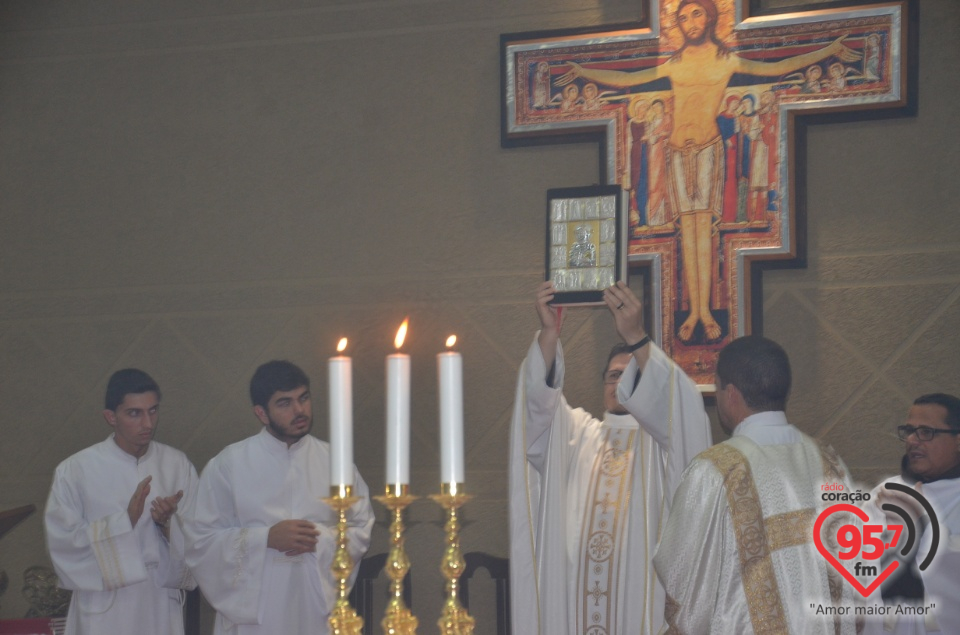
[{"left": 502, "top": 0, "right": 914, "bottom": 387}]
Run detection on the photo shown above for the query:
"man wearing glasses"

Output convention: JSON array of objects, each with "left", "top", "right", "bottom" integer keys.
[
  {"left": 863, "top": 393, "right": 960, "bottom": 635},
  {"left": 508, "top": 280, "right": 712, "bottom": 635}
]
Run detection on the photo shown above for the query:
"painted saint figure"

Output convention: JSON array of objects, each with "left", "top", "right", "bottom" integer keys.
[
  {"left": 717, "top": 95, "right": 741, "bottom": 223},
  {"left": 626, "top": 98, "right": 650, "bottom": 226},
  {"left": 864, "top": 32, "right": 881, "bottom": 80},
  {"left": 568, "top": 224, "right": 597, "bottom": 268},
  {"left": 749, "top": 90, "right": 779, "bottom": 221},
  {"left": 534, "top": 61, "right": 551, "bottom": 108},
  {"left": 581, "top": 82, "right": 601, "bottom": 110},
  {"left": 801, "top": 64, "right": 824, "bottom": 93},
  {"left": 736, "top": 94, "right": 756, "bottom": 222},
  {"left": 556, "top": 83, "right": 582, "bottom": 112},
  {"left": 822, "top": 61, "right": 858, "bottom": 92},
  {"left": 556, "top": 0, "right": 861, "bottom": 343}
]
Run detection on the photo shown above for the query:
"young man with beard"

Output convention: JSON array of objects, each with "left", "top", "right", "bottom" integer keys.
[{"left": 184, "top": 360, "right": 373, "bottom": 635}]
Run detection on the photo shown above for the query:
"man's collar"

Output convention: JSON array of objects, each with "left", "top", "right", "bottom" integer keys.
[
  {"left": 258, "top": 427, "right": 309, "bottom": 453},
  {"left": 901, "top": 454, "right": 960, "bottom": 484},
  {"left": 732, "top": 410, "right": 789, "bottom": 435},
  {"left": 603, "top": 411, "right": 639, "bottom": 429},
  {"left": 106, "top": 434, "right": 152, "bottom": 462}
]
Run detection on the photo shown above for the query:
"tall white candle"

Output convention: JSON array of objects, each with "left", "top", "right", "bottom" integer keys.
[
  {"left": 437, "top": 336, "right": 464, "bottom": 484},
  {"left": 329, "top": 338, "right": 354, "bottom": 487},
  {"left": 386, "top": 320, "right": 411, "bottom": 485}
]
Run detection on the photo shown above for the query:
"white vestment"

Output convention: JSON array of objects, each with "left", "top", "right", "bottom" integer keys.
[
  {"left": 44, "top": 436, "right": 198, "bottom": 635},
  {"left": 183, "top": 429, "right": 374, "bottom": 635},
  {"left": 654, "top": 412, "right": 861, "bottom": 634},
  {"left": 509, "top": 335, "right": 712, "bottom": 635},
  {"left": 863, "top": 474, "right": 960, "bottom": 634}
]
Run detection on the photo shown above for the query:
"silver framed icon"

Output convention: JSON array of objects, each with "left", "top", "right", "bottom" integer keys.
[{"left": 546, "top": 184, "right": 626, "bottom": 306}]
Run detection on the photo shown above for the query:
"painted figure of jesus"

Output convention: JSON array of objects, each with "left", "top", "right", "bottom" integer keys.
[{"left": 556, "top": 0, "right": 860, "bottom": 343}]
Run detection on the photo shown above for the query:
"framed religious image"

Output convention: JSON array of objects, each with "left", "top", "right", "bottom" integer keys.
[{"left": 545, "top": 184, "right": 626, "bottom": 306}]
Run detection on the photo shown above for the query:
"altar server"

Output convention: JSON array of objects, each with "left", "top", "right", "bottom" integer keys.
[{"left": 45, "top": 368, "right": 198, "bottom": 635}]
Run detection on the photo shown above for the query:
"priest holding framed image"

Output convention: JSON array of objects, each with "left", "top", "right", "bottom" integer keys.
[{"left": 508, "top": 274, "right": 713, "bottom": 634}]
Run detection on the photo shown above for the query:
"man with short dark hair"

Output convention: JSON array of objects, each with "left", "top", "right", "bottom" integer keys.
[
  {"left": 509, "top": 280, "right": 712, "bottom": 635},
  {"left": 653, "top": 335, "right": 859, "bottom": 634},
  {"left": 45, "top": 369, "right": 198, "bottom": 635},
  {"left": 184, "top": 360, "right": 373, "bottom": 635},
  {"left": 863, "top": 393, "right": 960, "bottom": 634}
]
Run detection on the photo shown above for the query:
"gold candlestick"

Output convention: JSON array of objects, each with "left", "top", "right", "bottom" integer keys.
[
  {"left": 429, "top": 482, "right": 475, "bottom": 635},
  {"left": 373, "top": 484, "right": 419, "bottom": 635},
  {"left": 324, "top": 485, "right": 364, "bottom": 635}
]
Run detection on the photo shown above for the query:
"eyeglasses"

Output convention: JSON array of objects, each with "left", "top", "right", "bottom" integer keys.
[
  {"left": 603, "top": 369, "right": 624, "bottom": 385},
  {"left": 897, "top": 425, "right": 960, "bottom": 442}
]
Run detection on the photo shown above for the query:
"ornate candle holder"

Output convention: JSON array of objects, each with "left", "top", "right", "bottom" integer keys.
[
  {"left": 429, "top": 482, "right": 475, "bottom": 635},
  {"left": 324, "top": 485, "right": 364, "bottom": 635},
  {"left": 373, "top": 484, "right": 419, "bottom": 635}
]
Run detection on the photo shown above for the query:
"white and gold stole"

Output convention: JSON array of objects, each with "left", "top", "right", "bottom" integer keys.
[{"left": 576, "top": 427, "right": 636, "bottom": 634}]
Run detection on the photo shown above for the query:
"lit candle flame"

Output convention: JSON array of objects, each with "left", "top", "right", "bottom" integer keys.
[
  {"left": 445, "top": 335, "right": 457, "bottom": 348},
  {"left": 337, "top": 337, "right": 348, "bottom": 353},
  {"left": 395, "top": 318, "right": 409, "bottom": 350}
]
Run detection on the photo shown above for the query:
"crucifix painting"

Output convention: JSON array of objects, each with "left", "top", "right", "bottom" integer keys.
[{"left": 502, "top": 0, "right": 915, "bottom": 387}]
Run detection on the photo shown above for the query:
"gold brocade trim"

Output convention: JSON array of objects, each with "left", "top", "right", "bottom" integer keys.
[
  {"left": 818, "top": 442, "right": 847, "bottom": 484},
  {"left": 765, "top": 509, "right": 814, "bottom": 552},
  {"left": 703, "top": 444, "right": 789, "bottom": 635},
  {"left": 92, "top": 518, "right": 126, "bottom": 591},
  {"left": 577, "top": 428, "right": 635, "bottom": 635},
  {"left": 818, "top": 442, "right": 849, "bottom": 635}
]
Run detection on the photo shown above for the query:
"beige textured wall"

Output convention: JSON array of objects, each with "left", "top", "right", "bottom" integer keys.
[{"left": 1, "top": 0, "right": 957, "bottom": 629}]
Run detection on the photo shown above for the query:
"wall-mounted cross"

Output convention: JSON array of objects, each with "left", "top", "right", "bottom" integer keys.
[{"left": 502, "top": 0, "right": 915, "bottom": 387}]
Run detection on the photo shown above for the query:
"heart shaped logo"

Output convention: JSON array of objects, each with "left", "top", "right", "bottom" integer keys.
[{"left": 813, "top": 503, "right": 899, "bottom": 597}]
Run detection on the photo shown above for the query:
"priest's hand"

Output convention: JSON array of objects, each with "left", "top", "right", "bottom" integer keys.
[
  {"left": 603, "top": 281, "right": 645, "bottom": 343},
  {"left": 127, "top": 476, "right": 152, "bottom": 528},
  {"left": 535, "top": 281, "right": 560, "bottom": 334},
  {"left": 150, "top": 490, "right": 184, "bottom": 540},
  {"left": 535, "top": 281, "right": 561, "bottom": 373},
  {"left": 268, "top": 519, "right": 320, "bottom": 556},
  {"left": 603, "top": 281, "right": 652, "bottom": 370}
]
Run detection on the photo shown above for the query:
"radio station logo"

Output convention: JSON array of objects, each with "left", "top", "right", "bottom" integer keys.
[{"left": 813, "top": 482, "right": 939, "bottom": 598}]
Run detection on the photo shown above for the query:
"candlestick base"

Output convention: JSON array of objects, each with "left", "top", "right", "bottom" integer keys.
[
  {"left": 373, "top": 485, "right": 419, "bottom": 635},
  {"left": 430, "top": 484, "right": 475, "bottom": 635},
  {"left": 323, "top": 491, "right": 363, "bottom": 635}
]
